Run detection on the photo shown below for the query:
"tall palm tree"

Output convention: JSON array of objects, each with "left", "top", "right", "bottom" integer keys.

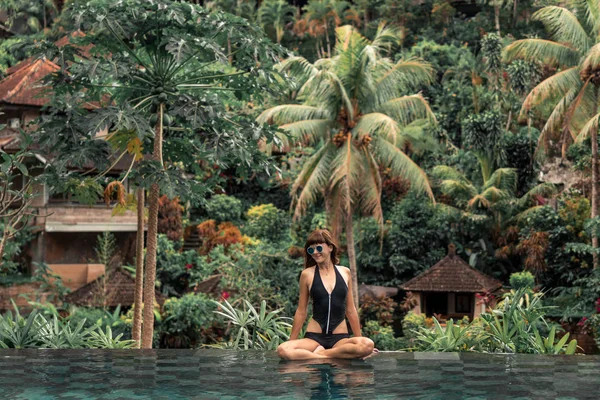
[
  {"left": 504, "top": 4, "right": 600, "bottom": 266},
  {"left": 258, "top": 25, "right": 436, "bottom": 308},
  {"left": 258, "top": 0, "right": 296, "bottom": 44}
]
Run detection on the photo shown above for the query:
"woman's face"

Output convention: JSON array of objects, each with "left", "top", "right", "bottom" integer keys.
[{"left": 307, "top": 242, "right": 333, "bottom": 263}]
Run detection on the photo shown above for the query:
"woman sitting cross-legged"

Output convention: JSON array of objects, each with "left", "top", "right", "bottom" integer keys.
[{"left": 277, "top": 229, "right": 378, "bottom": 360}]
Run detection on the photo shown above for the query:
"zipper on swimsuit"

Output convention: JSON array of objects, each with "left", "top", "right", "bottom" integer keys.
[{"left": 326, "top": 293, "right": 331, "bottom": 334}]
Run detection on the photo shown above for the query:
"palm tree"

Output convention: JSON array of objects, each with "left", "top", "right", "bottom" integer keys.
[
  {"left": 431, "top": 163, "right": 556, "bottom": 238},
  {"left": 258, "top": 0, "right": 296, "bottom": 44},
  {"left": 297, "top": 0, "right": 349, "bottom": 58},
  {"left": 504, "top": 4, "right": 600, "bottom": 266},
  {"left": 258, "top": 25, "right": 436, "bottom": 309}
]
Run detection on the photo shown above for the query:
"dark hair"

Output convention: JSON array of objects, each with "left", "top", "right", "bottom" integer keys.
[{"left": 304, "top": 229, "right": 339, "bottom": 269}]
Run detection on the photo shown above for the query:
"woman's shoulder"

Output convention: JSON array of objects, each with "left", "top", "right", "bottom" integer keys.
[
  {"left": 300, "top": 266, "right": 317, "bottom": 277},
  {"left": 335, "top": 265, "right": 350, "bottom": 275}
]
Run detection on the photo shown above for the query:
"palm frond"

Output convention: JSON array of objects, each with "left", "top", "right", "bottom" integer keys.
[
  {"left": 279, "top": 119, "right": 332, "bottom": 144},
  {"left": 400, "top": 119, "right": 441, "bottom": 155},
  {"left": 503, "top": 39, "right": 581, "bottom": 67},
  {"left": 329, "top": 135, "right": 364, "bottom": 214},
  {"left": 359, "top": 148, "right": 384, "bottom": 226},
  {"left": 373, "top": 59, "right": 434, "bottom": 105},
  {"left": 479, "top": 186, "right": 513, "bottom": 205},
  {"left": 377, "top": 93, "right": 437, "bottom": 127},
  {"left": 353, "top": 113, "right": 404, "bottom": 146},
  {"left": 520, "top": 67, "right": 581, "bottom": 114},
  {"left": 467, "top": 194, "right": 492, "bottom": 209},
  {"left": 574, "top": 112, "right": 600, "bottom": 142},
  {"left": 372, "top": 136, "right": 434, "bottom": 201},
  {"left": 518, "top": 183, "right": 557, "bottom": 208},
  {"left": 438, "top": 179, "right": 479, "bottom": 205},
  {"left": 431, "top": 165, "right": 469, "bottom": 182},
  {"left": 298, "top": 70, "right": 354, "bottom": 122},
  {"left": 370, "top": 23, "right": 403, "bottom": 52},
  {"left": 581, "top": 43, "right": 600, "bottom": 75},
  {"left": 483, "top": 168, "right": 518, "bottom": 193},
  {"left": 583, "top": 0, "right": 600, "bottom": 36},
  {"left": 533, "top": 88, "right": 578, "bottom": 155},
  {"left": 291, "top": 141, "right": 334, "bottom": 219},
  {"left": 257, "top": 104, "right": 328, "bottom": 126},
  {"left": 278, "top": 56, "right": 318, "bottom": 82},
  {"left": 532, "top": 7, "right": 592, "bottom": 52}
]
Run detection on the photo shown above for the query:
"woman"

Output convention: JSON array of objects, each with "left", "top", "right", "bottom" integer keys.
[{"left": 277, "top": 229, "right": 377, "bottom": 360}]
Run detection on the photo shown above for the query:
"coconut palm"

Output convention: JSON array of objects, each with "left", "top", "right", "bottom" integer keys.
[
  {"left": 431, "top": 160, "right": 556, "bottom": 273},
  {"left": 504, "top": 4, "right": 600, "bottom": 266},
  {"left": 258, "top": 25, "right": 436, "bottom": 308},
  {"left": 258, "top": 0, "right": 296, "bottom": 44},
  {"left": 431, "top": 163, "right": 556, "bottom": 233}
]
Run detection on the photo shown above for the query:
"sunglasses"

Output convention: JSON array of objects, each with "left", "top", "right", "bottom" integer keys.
[{"left": 307, "top": 245, "right": 324, "bottom": 255}]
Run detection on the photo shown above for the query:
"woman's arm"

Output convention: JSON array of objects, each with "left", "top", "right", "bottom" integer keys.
[
  {"left": 289, "top": 269, "right": 310, "bottom": 340},
  {"left": 344, "top": 268, "right": 362, "bottom": 337}
]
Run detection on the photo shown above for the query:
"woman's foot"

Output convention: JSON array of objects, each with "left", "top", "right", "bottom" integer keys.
[
  {"left": 313, "top": 345, "right": 328, "bottom": 358},
  {"left": 362, "top": 348, "right": 379, "bottom": 360}
]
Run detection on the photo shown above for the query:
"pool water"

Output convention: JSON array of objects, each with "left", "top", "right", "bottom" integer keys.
[{"left": 0, "top": 349, "right": 598, "bottom": 399}]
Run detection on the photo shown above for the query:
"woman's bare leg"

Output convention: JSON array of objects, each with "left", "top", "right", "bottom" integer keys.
[
  {"left": 315, "top": 337, "right": 374, "bottom": 359},
  {"left": 277, "top": 338, "right": 328, "bottom": 360}
]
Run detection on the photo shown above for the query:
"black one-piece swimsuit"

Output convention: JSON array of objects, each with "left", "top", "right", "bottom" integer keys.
[{"left": 305, "top": 265, "right": 349, "bottom": 349}]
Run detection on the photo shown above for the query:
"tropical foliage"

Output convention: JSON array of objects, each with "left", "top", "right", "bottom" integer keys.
[{"left": 3, "top": 0, "right": 600, "bottom": 352}]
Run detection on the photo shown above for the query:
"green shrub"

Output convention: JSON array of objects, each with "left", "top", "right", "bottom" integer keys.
[
  {"left": 245, "top": 203, "right": 291, "bottom": 243},
  {"left": 161, "top": 293, "right": 218, "bottom": 347},
  {"left": 510, "top": 271, "right": 535, "bottom": 290},
  {"left": 67, "top": 305, "right": 130, "bottom": 339},
  {"left": 155, "top": 234, "right": 212, "bottom": 296},
  {"left": 363, "top": 320, "right": 406, "bottom": 351},
  {"left": 401, "top": 311, "right": 428, "bottom": 340},
  {"left": 205, "top": 194, "right": 243, "bottom": 223}
]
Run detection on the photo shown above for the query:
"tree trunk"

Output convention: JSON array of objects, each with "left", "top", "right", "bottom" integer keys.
[
  {"left": 0, "top": 232, "right": 7, "bottom": 267},
  {"left": 141, "top": 105, "right": 164, "bottom": 348},
  {"left": 561, "top": 129, "right": 571, "bottom": 162},
  {"left": 228, "top": 38, "right": 233, "bottom": 65},
  {"left": 324, "top": 25, "right": 331, "bottom": 58},
  {"left": 592, "top": 88, "right": 599, "bottom": 269},
  {"left": 512, "top": 0, "right": 518, "bottom": 26},
  {"left": 495, "top": 6, "right": 501, "bottom": 35},
  {"left": 345, "top": 212, "right": 359, "bottom": 312},
  {"left": 132, "top": 186, "right": 145, "bottom": 346}
]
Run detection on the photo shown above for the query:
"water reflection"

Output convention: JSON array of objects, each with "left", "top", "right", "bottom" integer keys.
[{"left": 278, "top": 358, "right": 375, "bottom": 399}]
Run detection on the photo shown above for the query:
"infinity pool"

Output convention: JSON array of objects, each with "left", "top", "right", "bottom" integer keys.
[{"left": 0, "top": 350, "right": 598, "bottom": 399}]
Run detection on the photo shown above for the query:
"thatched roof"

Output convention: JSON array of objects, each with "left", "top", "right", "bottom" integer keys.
[
  {"left": 64, "top": 268, "right": 166, "bottom": 307},
  {"left": 400, "top": 244, "right": 503, "bottom": 293}
]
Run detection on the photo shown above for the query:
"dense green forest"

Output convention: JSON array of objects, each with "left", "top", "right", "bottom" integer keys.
[{"left": 1, "top": 0, "right": 600, "bottom": 352}]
